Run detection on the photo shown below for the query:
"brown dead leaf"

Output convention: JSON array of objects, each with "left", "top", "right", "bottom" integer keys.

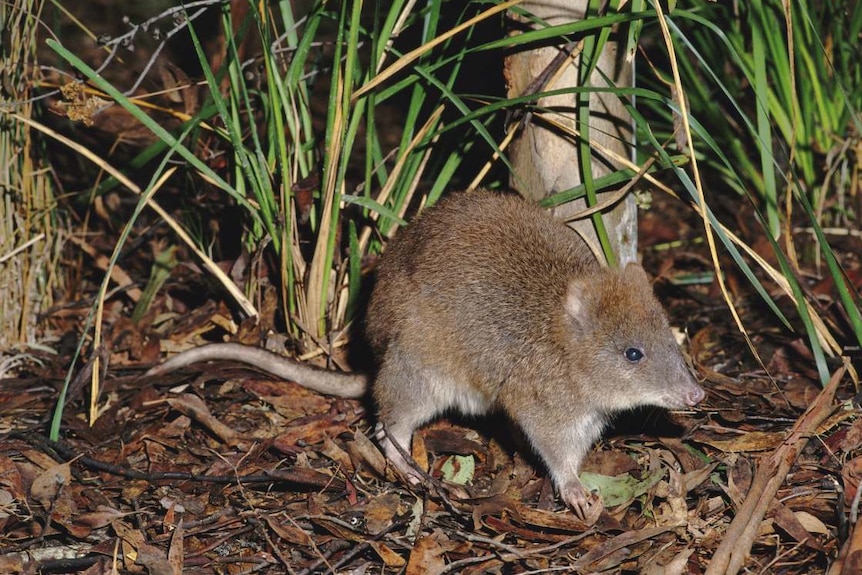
[
  {"left": 166, "top": 393, "right": 239, "bottom": 445},
  {"left": 582, "top": 449, "right": 640, "bottom": 476},
  {"left": 0, "top": 454, "right": 28, "bottom": 511},
  {"left": 772, "top": 502, "right": 824, "bottom": 551},
  {"left": 347, "top": 429, "right": 389, "bottom": 478},
  {"left": 292, "top": 174, "right": 319, "bottom": 224},
  {"left": 312, "top": 516, "right": 364, "bottom": 542},
  {"left": 108, "top": 315, "right": 153, "bottom": 363},
  {"left": 267, "top": 466, "right": 345, "bottom": 491},
  {"left": 478, "top": 507, "right": 582, "bottom": 542},
  {"left": 0, "top": 489, "right": 15, "bottom": 531},
  {"left": 641, "top": 547, "right": 695, "bottom": 575},
  {"left": 726, "top": 456, "right": 753, "bottom": 508},
  {"left": 369, "top": 541, "right": 407, "bottom": 567},
  {"left": 842, "top": 455, "right": 862, "bottom": 507},
  {"left": 683, "top": 461, "right": 719, "bottom": 493},
  {"left": 244, "top": 379, "right": 330, "bottom": 418},
  {"left": 30, "top": 460, "right": 71, "bottom": 509},
  {"left": 364, "top": 492, "right": 401, "bottom": 535},
  {"left": 19, "top": 449, "right": 64, "bottom": 477},
  {"left": 701, "top": 431, "right": 785, "bottom": 453},
  {"left": 405, "top": 535, "right": 447, "bottom": 575},
  {"left": 167, "top": 520, "right": 183, "bottom": 575},
  {"left": 412, "top": 431, "right": 429, "bottom": 475},
  {"left": 135, "top": 542, "right": 173, "bottom": 575},
  {"left": 265, "top": 515, "right": 314, "bottom": 546},
  {"left": 422, "top": 425, "right": 486, "bottom": 457},
  {"left": 768, "top": 340, "right": 821, "bottom": 381},
  {"left": 162, "top": 499, "right": 181, "bottom": 527},
  {"left": 113, "top": 519, "right": 146, "bottom": 549},
  {"left": 111, "top": 519, "right": 174, "bottom": 575},
  {"left": 781, "top": 377, "right": 822, "bottom": 410},
  {"left": 272, "top": 414, "right": 350, "bottom": 453},
  {"left": 321, "top": 434, "right": 355, "bottom": 475},
  {"left": 794, "top": 510, "right": 829, "bottom": 535},
  {"left": 653, "top": 466, "right": 690, "bottom": 526},
  {"left": 659, "top": 437, "right": 709, "bottom": 474},
  {"left": 839, "top": 418, "right": 862, "bottom": 454},
  {"left": 575, "top": 525, "right": 682, "bottom": 569},
  {"left": 47, "top": 482, "right": 87, "bottom": 538},
  {"left": 506, "top": 498, "right": 592, "bottom": 532},
  {"left": 74, "top": 505, "right": 129, "bottom": 530}
]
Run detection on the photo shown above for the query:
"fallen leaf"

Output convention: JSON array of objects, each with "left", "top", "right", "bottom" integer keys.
[
  {"left": 506, "top": 499, "right": 592, "bottom": 532},
  {"left": 74, "top": 506, "right": 129, "bottom": 530},
  {"left": 0, "top": 455, "right": 27, "bottom": 501},
  {"left": 167, "top": 520, "right": 183, "bottom": 575},
  {"left": 683, "top": 461, "right": 719, "bottom": 493},
  {"left": 265, "top": 515, "right": 314, "bottom": 546},
  {"left": 245, "top": 379, "right": 330, "bottom": 418},
  {"left": 575, "top": 525, "right": 682, "bottom": 569},
  {"left": 583, "top": 450, "right": 640, "bottom": 476},
  {"left": 347, "top": 430, "right": 389, "bottom": 479},
  {"left": 135, "top": 541, "right": 173, "bottom": 575},
  {"left": 701, "top": 431, "right": 785, "bottom": 453},
  {"left": 842, "top": 456, "right": 862, "bottom": 510},
  {"left": 364, "top": 492, "right": 401, "bottom": 535},
  {"left": 369, "top": 541, "right": 407, "bottom": 567},
  {"left": 580, "top": 466, "right": 664, "bottom": 508},
  {"left": 405, "top": 535, "right": 446, "bottom": 575},
  {"left": 440, "top": 455, "right": 475, "bottom": 485},
  {"left": 795, "top": 510, "right": 829, "bottom": 535},
  {"left": 272, "top": 414, "right": 351, "bottom": 453},
  {"left": 641, "top": 547, "right": 694, "bottom": 575},
  {"left": 726, "top": 456, "right": 753, "bottom": 507},
  {"left": 312, "top": 517, "right": 364, "bottom": 542},
  {"left": 653, "top": 467, "right": 691, "bottom": 526},
  {"left": 30, "top": 461, "right": 71, "bottom": 509},
  {"left": 773, "top": 503, "right": 824, "bottom": 550},
  {"left": 321, "top": 434, "right": 355, "bottom": 475},
  {"left": 839, "top": 419, "right": 862, "bottom": 454}
]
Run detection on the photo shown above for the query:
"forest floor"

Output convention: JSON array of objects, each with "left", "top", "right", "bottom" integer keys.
[{"left": 2, "top": 191, "right": 861, "bottom": 574}]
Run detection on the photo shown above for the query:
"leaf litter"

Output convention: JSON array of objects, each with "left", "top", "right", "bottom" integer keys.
[
  {"left": 3, "top": 296, "right": 861, "bottom": 574},
  {"left": 0, "top": 194, "right": 860, "bottom": 574}
]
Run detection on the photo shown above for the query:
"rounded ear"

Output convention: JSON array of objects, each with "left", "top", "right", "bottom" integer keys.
[{"left": 564, "top": 279, "right": 591, "bottom": 326}]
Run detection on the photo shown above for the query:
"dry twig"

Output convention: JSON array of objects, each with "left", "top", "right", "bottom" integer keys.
[{"left": 706, "top": 365, "right": 846, "bottom": 575}]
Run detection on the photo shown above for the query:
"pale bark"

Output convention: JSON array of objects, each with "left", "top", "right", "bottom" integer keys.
[{"left": 506, "top": 0, "right": 637, "bottom": 266}]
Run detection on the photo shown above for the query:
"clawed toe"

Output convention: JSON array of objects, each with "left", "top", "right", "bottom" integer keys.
[{"left": 561, "top": 480, "right": 603, "bottom": 524}]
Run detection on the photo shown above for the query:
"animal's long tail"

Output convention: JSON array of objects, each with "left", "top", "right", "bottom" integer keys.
[{"left": 145, "top": 343, "right": 367, "bottom": 398}]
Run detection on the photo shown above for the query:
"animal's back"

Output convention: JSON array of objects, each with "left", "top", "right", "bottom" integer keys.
[{"left": 366, "top": 190, "right": 597, "bottom": 388}]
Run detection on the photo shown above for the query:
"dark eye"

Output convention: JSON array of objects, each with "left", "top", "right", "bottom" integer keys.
[{"left": 624, "top": 347, "right": 644, "bottom": 362}]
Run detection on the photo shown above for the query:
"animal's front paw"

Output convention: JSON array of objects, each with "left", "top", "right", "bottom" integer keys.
[{"left": 560, "top": 478, "right": 603, "bottom": 524}]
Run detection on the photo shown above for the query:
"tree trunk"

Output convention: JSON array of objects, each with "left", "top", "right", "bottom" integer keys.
[{"left": 505, "top": 0, "right": 637, "bottom": 266}]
